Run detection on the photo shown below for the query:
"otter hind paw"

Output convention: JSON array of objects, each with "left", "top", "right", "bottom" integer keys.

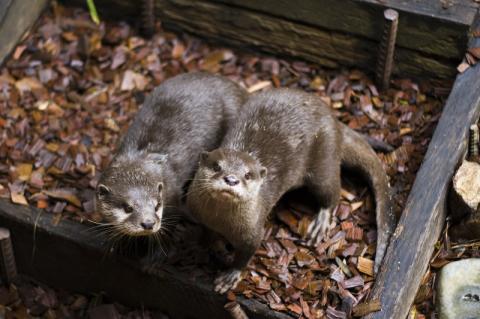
[
  {"left": 214, "top": 270, "right": 242, "bottom": 294},
  {"left": 306, "top": 208, "right": 335, "bottom": 246}
]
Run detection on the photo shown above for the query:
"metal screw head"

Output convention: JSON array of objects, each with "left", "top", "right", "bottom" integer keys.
[{"left": 384, "top": 9, "right": 399, "bottom": 21}]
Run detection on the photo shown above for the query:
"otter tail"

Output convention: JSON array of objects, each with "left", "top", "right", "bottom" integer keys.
[{"left": 339, "top": 123, "right": 396, "bottom": 273}]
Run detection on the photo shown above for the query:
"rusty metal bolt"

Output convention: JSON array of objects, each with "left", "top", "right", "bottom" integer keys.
[
  {"left": 141, "top": 0, "right": 155, "bottom": 38},
  {"left": 375, "top": 9, "right": 399, "bottom": 91},
  {"left": 469, "top": 124, "right": 479, "bottom": 159},
  {"left": 0, "top": 228, "right": 17, "bottom": 285},
  {"left": 225, "top": 302, "right": 249, "bottom": 319}
]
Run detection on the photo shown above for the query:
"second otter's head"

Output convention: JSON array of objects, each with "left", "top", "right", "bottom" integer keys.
[
  {"left": 95, "top": 153, "right": 167, "bottom": 236},
  {"left": 191, "top": 149, "right": 267, "bottom": 204}
]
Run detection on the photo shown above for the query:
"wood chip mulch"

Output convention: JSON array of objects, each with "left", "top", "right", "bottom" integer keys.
[
  {"left": 0, "top": 276, "right": 168, "bottom": 319},
  {"left": 0, "top": 4, "right": 452, "bottom": 319}
]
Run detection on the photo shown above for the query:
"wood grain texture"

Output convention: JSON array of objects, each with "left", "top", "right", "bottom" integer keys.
[
  {"left": 0, "top": 0, "right": 13, "bottom": 23},
  {"left": 0, "top": 0, "right": 48, "bottom": 66},
  {"left": 0, "top": 199, "right": 292, "bottom": 319},
  {"left": 154, "top": 0, "right": 457, "bottom": 79},
  {"left": 63, "top": 0, "right": 465, "bottom": 79},
  {"left": 366, "top": 63, "right": 480, "bottom": 319},
  {"left": 212, "top": 0, "right": 475, "bottom": 59}
]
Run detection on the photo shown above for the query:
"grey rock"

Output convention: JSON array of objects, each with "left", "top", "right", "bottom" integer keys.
[
  {"left": 450, "top": 161, "right": 480, "bottom": 221},
  {"left": 437, "top": 258, "right": 480, "bottom": 319}
]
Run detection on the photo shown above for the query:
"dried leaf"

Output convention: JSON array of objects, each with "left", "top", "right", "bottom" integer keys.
[
  {"left": 15, "top": 77, "right": 43, "bottom": 95},
  {"left": 295, "top": 250, "right": 315, "bottom": 267},
  {"left": 357, "top": 257, "right": 374, "bottom": 277},
  {"left": 277, "top": 210, "right": 298, "bottom": 233},
  {"left": 351, "top": 201, "right": 363, "bottom": 211},
  {"left": 16, "top": 164, "right": 33, "bottom": 182},
  {"left": 9, "top": 183, "right": 28, "bottom": 205},
  {"left": 43, "top": 189, "right": 82, "bottom": 207},
  {"left": 247, "top": 81, "right": 271, "bottom": 93},
  {"left": 468, "top": 47, "right": 480, "bottom": 59},
  {"left": 352, "top": 300, "right": 381, "bottom": 316},
  {"left": 457, "top": 62, "right": 470, "bottom": 73},
  {"left": 287, "top": 303, "right": 303, "bottom": 315},
  {"left": 121, "top": 70, "right": 148, "bottom": 91}
]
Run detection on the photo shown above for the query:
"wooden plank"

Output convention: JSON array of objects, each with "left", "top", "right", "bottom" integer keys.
[
  {"left": 63, "top": 0, "right": 464, "bottom": 79},
  {"left": 0, "top": 0, "right": 48, "bottom": 66},
  {"left": 0, "top": 0, "right": 13, "bottom": 23},
  {"left": 153, "top": 0, "right": 456, "bottom": 79},
  {"left": 212, "top": 0, "right": 476, "bottom": 60},
  {"left": 0, "top": 199, "right": 291, "bottom": 319},
  {"left": 365, "top": 61, "right": 480, "bottom": 318}
]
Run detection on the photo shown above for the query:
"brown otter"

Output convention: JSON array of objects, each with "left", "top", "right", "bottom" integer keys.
[
  {"left": 187, "top": 88, "right": 395, "bottom": 293},
  {"left": 95, "top": 72, "right": 247, "bottom": 237}
]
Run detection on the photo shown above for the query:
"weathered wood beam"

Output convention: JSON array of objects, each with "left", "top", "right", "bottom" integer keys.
[
  {"left": 0, "top": 199, "right": 291, "bottom": 319},
  {"left": 155, "top": 0, "right": 457, "bottom": 79},
  {"left": 64, "top": 0, "right": 468, "bottom": 79},
  {"left": 0, "top": 0, "right": 49, "bottom": 66},
  {"left": 365, "top": 60, "right": 480, "bottom": 319},
  {"left": 212, "top": 0, "right": 476, "bottom": 60}
]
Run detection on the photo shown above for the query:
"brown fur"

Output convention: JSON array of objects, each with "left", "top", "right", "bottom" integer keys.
[
  {"left": 96, "top": 72, "right": 247, "bottom": 236},
  {"left": 187, "top": 88, "right": 395, "bottom": 292}
]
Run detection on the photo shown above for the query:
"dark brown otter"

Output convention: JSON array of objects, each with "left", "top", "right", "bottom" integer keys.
[
  {"left": 96, "top": 72, "right": 247, "bottom": 237},
  {"left": 187, "top": 88, "right": 395, "bottom": 293}
]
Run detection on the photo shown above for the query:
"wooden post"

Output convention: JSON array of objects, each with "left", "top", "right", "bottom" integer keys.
[
  {"left": 0, "top": 0, "right": 49, "bottom": 66},
  {"left": 365, "top": 63, "right": 480, "bottom": 319},
  {"left": 63, "top": 0, "right": 478, "bottom": 79}
]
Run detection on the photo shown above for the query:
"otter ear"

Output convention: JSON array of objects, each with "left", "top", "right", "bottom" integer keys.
[
  {"left": 200, "top": 151, "right": 210, "bottom": 164},
  {"left": 97, "top": 184, "right": 111, "bottom": 197},
  {"left": 259, "top": 166, "right": 267, "bottom": 179},
  {"left": 146, "top": 153, "right": 168, "bottom": 165},
  {"left": 157, "top": 182, "right": 163, "bottom": 195}
]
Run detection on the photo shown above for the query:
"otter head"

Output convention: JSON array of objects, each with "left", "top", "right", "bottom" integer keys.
[
  {"left": 95, "top": 153, "right": 167, "bottom": 236},
  {"left": 194, "top": 149, "right": 267, "bottom": 204}
]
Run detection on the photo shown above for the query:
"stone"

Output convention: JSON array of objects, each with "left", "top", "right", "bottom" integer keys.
[
  {"left": 437, "top": 258, "right": 480, "bottom": 319},
  {"left": 449, "top": 160, "right": 480, "bottom": 221}
]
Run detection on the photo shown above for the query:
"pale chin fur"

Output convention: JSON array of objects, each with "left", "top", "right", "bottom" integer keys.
[{"left": 118, "top": 224, "right": 162, "bottom": 237}]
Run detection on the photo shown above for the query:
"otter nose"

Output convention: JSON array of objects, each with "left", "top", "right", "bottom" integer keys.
[
  {"left": 141, "top": 220, "right": 155, "bottom": 230},
  {"left": 224, "top": 175, "right": 239, "bottom": 186}
]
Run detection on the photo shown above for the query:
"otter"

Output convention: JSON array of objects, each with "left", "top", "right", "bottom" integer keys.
[
  {"left": 187, "top": 88, "right": 396, "bottom": 293},
  {"left": 95, "top": 72, "right": 247, "bottom": 237}
]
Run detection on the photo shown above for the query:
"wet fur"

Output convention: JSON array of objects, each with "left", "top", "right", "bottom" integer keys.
[{"left": 188, "top": 88, "right": 395, "bottom": 288}]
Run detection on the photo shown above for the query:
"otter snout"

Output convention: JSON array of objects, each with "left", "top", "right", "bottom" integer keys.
[
  {"left": 224, "top": 175, "right": 239, "bottom": 186},
  {"left": 140, "top": 219, "right": 156, "bottom": 230}
]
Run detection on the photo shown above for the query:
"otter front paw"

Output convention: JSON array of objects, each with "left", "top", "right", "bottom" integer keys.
[
  {"left": 214, "top": 270, "right": 242, "bottom": 294},
  {"left": 306, "top": 208, "right": 335, "bottom": 246}
]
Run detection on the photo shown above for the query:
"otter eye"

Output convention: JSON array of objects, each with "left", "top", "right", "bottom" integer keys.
[
  {"left": 123, "top": 204, "right": 133, "bottom": 214},
  {"left": 245, "top": 172, "right": 252, "bottom": 180},
  {"left": 213, "top": 162, "right": 221, "bottom": 172}
]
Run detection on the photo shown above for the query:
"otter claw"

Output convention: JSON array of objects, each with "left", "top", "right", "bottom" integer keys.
[
  {"left": 306, "top": 208, "right": 334, "bottom": 246},
  {"left": 214, "top": 270, "right": 242, "bottom": 294}
]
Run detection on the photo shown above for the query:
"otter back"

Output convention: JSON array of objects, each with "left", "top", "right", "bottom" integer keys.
[{"left": 187, "top": 88, "right": 394, "bottom": 293}]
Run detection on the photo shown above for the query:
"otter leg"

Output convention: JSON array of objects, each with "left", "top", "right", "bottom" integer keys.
[
  {"left": 200, "top": 227, "right": 236, "bottom": 266},
  {"left": 306, "top": 134, "right": 341, "bottom": 246},
  {"left": 214, "top": 242, "right": 257, "bottom": 294}
]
